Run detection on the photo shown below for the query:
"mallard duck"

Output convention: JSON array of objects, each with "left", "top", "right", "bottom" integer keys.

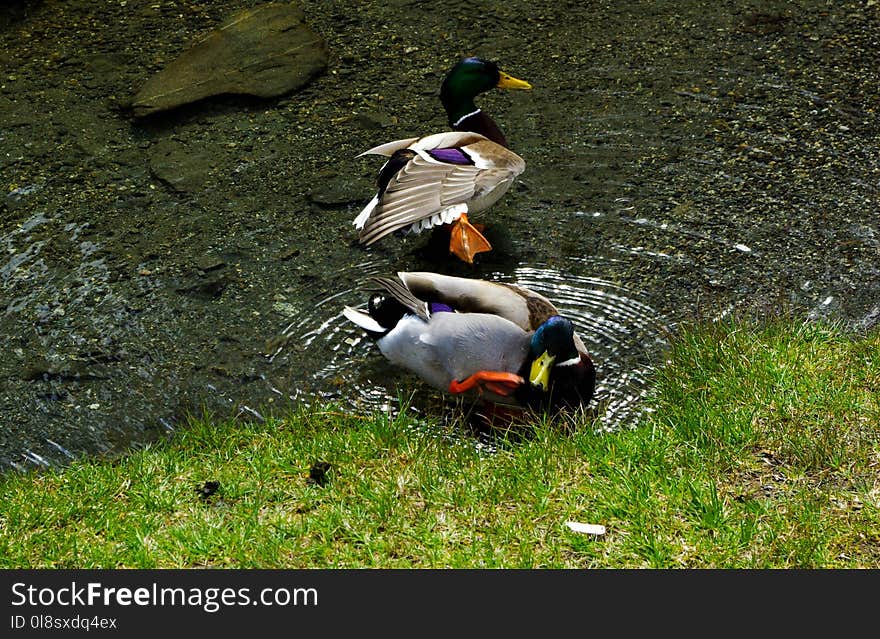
[
  {"left": 342, "top": 272, "right": 596, "bottom": 411},
  {"left": 353, "top": 57, "right": 532, "bottom": 264}
]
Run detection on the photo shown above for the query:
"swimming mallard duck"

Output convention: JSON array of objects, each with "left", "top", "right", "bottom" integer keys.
[
  {"left": 353, "top": 57, "right": 532, "bottom": 264},
  {"left": 342, "top": 272, "right": 596, "bottom": 411}
]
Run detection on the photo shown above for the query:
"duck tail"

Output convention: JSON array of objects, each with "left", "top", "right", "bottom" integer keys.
[
  {"left": 353, "top": 195, "right": 378, "bottom": 230},
  {"left": 342, "top": 306, "right": 388, "bottom": 337},
  {"left": 368, "top": 276, "right": 430, "bottom": 321}
]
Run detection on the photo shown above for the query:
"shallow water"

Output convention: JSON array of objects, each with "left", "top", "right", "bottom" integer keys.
[
  {"left": 1, "top": 0, "right": 878, "bottom": 470},
  {"left": 269, "top": 251, "right": 673, "bottom": 431}
]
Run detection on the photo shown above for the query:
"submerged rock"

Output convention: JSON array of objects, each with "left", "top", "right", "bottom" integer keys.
[
  {"left": 131, "top": 3, "right": 327, "bottom": 117},
  {"left": 147, "top": 138, "right": 219, "bottom": 193}
]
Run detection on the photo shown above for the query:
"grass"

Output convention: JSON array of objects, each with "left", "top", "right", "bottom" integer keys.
[{"left": 0, "top": 319, "right": 878, "bottom": 568}]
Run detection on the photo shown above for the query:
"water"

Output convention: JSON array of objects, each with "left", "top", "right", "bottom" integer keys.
[
  {"left": 268, "top": 252, "right": 673, "bottom": 431},
  {"left": 1, "top": 0, "right": 878, "bottom": 470}
]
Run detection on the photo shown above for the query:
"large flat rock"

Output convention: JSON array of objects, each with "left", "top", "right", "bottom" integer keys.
[{"left": 132, "top": 3, "right": 327, "bottom": 117}]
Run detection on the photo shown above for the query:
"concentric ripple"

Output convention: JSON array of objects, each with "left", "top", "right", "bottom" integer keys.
[
  {"left": 265, "top": 255, "right": 672, "bottom": 431},
  {"left": 508, "top": 263, "right": 672, "bottom": 430},
  {"left": 265, "top": 256, "right": 409, "bottom": 414}
]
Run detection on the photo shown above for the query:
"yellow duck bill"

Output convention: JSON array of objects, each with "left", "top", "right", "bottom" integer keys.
[
  {"left": 496, "top": 72, "right": 532, "bottom": 90},
  {"left": 529, "top": 350, "right": 556, "bottom": 391}
]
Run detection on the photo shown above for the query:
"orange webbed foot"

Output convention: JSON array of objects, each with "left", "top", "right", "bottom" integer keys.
[
  {"left": 448, "top": 371, "right": 524, "bottom": 396},
  {"left": 449, "top": 213, "right": 492, "bottom": 264}
]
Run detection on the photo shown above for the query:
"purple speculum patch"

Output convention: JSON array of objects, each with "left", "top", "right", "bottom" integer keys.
[
  {"left": 426, "top": 148, "right": 473, "bottom": 165},
  {"left": 429, "top": 302, "right": 455, "bottom": 314}
]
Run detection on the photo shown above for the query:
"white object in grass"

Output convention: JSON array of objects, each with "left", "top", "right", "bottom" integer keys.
[{"left": 565, "top": 521, "right": 606, "bottom": 536}]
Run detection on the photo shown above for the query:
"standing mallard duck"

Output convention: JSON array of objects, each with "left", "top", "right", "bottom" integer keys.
[
  {"left": 342, "top": 272, "right": 596, "bottom": 411},
  {"left": 353, "top": 57, "right": 532, "bottom": 264}
]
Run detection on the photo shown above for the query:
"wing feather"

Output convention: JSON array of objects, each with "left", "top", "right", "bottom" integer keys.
[{"left": 355, "top": 133, "right": 525, "bottom": 244}]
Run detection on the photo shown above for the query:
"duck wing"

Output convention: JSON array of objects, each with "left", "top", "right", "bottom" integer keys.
[
  {"left": 355, "top": 133, "right": 524, "bottom": 246},
  {"left": 356, "top": 152, "right": 483, "bottom": 245},
  {"left": 357, "top": 136, "right": 421, "bottom": 158},
  {"left": 397, "top": 272, "right": 559, "bottom": 331}
]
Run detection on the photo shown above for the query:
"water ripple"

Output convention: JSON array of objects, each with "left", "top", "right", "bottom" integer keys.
[{"left": 267, "top": 256, "right": 671, "bottom": 431}]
